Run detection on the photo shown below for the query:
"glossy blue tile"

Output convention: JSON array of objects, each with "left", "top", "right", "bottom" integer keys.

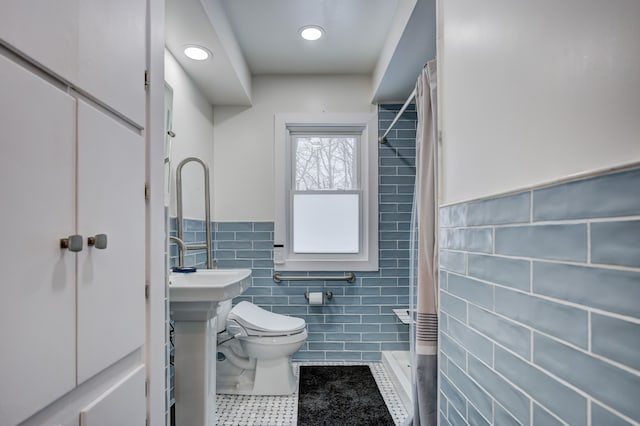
[
  {"left": 309, "top": 342, "right": 343, "bottom": 351},
  {"left": 496, "top": 346, "right": 587, "bottom": 425},
  {"left": 362, "top": 352, "right": 382, "bottom": 361},
  {"left": 362, "top": 333, "right": 399, "bottom": 342},
  {"left": 441, "top": 375, "right": 467, "bottom": 420},
  {"left": 468, "top": 305, "right": 531, "bottom": 359},
  {"left": 235, "top": 250, "right": 271, "bottom": 259},
  {"left": 253, "top": 222, "right": 274, "bottom": 231},
  {"left": 440, "top": 204, "right": 468, "bottom": 228},
  {"left": 441, "top": 332, "right": 467, "bottom": 369},
  {"left": 440, "top": 291, "right": 467, "bottom": 323},
  {"left": 440, "top": 412, "right": 452, "bottom": 426},
  {"left": 183, "top": 218, "right": 204, "bottom": 231},
  {"left": 591, "top": 220, "right": 640, "bottom": 267},
  {"left": 495, "top": 287, "right": 588, "bottom": 348},
  {"left": 447, "top": 274, "right": 494, "bottom": 310},
  {"left": 534, "top": 333, "right": 640, "bottom": 421},
  {"left": 217, "top": 222, "right": 253, "bottom": 231},
  {"left": 493, "top": 403, "right": 521, "bottom": 426},
  {"left": 468, "top": 355, "right": 530, "bottom": 424},
  {"left": 466, "top": 192, "right": 530, "bottom": 226},
  {"left": 467, "top": 403, "right": 490, "bottom": 426},
  {"left": 447, "top": 402, "right": 467, "bottom": 426},
  {"left": 381, "top": 342, "right": 409, "bottom": 350},
  {"left": 495, "top": 224, "right": 587, "bottom": 262},
  {"left": 591, "top": 314, "right": 640, "bottom": 371},
  {"left": 448, "top": 318, "right": 493, "bottom": 366},
  {"left": 468, "top": 254, "right": 530, "bottom": 291},
  {"left": 533, "top": 404, "right": 563, "bottom": 426},
  {"left": 533, "top": 168, "right": 640, "bottom": 220},
  {"left": 217, "top": 241, "right": 252, "bottom": 250},
  {"left": 533, "top": 262, "right": 640, "bottom": 319},
  {"left": 439, "top": 391, "right": 448, "bottom": 415},
  {"left": 447, "top": 361, "right": 493, "bottom": 421},
  {"left": 440, "top": 312, "right": 449, "bottom": 334},
  {"left": 441, "top": 228, "right": 493, "bottom": 253},
  {"left": 293, "top": 351, "right": 325, "bottom": 360},
  {"left": 591, "top": 402, "right": 633, "bottom": 426},
  {"left": 440, "top": 250, "right": 466, "bottom": 274},
  {"left": 440, "top": 271, "right": 448, "bottom": 291},
  {"left": 235, "top": 231, "right": 272, "bottom": 241}
]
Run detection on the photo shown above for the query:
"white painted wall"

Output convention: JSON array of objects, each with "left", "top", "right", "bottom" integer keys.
[
  {"left": 213, "top": 75, "right": 374, "bottom": 221},
  {"left": 164, "top": 49, "right": 215, "bottom": 219},
  {"left": 439, "top": 0, "right": 640, "bottom": 204}
]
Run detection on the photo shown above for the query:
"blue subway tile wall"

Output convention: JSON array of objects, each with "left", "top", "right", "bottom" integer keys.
[
  {"left": 169, "top": 104, "right": 415, "bottom": 361},
  {"left": 439, "top": 166, "right": 640, "bottom": 426}
]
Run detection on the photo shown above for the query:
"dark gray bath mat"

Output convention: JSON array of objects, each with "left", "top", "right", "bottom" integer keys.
[{"left": 297, "top": 365, "right": 395, "bottom": 425}]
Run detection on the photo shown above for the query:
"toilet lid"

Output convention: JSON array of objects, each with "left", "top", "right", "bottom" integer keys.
[{"left": 227, "top": 301, "right": 306, "bottom": 336}]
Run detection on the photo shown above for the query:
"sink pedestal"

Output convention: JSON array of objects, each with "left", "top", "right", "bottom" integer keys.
[
  {"left": 168, "top": 269, "right": 252, "bottom": 426},
  {"left": 171, "top": 301, "right": 219, "bottom": 426}
]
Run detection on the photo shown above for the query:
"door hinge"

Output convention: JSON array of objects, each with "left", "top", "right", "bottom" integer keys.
[
  {"left": 145, "top": 379, "right": 149, "bottom": 397},
  {"left": 145, "top": 183, "right": 150, "bottom": 201},
  {"left": 145, "top": 284, "right": 150, "bottom": 300},
  {"left": 144, "top": 70, "right": 150, "bottom": 90}
]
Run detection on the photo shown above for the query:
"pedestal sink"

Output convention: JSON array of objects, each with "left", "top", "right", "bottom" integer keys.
[{"left": 169, "top": 269, "right": 251, "bottom": 426}]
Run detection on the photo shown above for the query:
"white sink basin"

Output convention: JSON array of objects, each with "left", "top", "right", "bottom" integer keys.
[{"left": 169, "top": 268, "right": 251, "bottom": 303}]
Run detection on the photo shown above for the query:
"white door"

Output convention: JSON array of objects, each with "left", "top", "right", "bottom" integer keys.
[
  {"left": 76, "top": 101, "right": 145, "bottom": 383},
  {"left": 0, "top": 55, "right": 76, "bottom": 425}
]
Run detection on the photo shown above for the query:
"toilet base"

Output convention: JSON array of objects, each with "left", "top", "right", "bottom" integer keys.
[{"left": 217, "top": 356, "right": 297, "bottom": 395}]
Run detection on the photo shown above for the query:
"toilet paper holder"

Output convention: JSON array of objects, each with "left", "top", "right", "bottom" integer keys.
[{"left": 304, "top": 291, "right": 333, "bottom": 300}]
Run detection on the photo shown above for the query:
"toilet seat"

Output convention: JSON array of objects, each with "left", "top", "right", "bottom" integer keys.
[{"left": 226, "top": 301, "right": 306, "bottom": 337}]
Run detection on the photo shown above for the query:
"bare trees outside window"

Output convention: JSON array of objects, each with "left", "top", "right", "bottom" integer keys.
[{"left": 294, "top": 136, "right": 357, "bottom": 191}]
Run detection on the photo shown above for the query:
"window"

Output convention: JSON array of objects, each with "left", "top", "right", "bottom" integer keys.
[{"left": 274, "top": 113, "right": 378, "bottom": 271}]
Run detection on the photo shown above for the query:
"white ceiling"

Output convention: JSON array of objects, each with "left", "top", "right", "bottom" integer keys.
[
  {"left": 220, "top": 0, "right": 399, "bottom": 75},
  {"left": 165, "top": 0, "right": 435, "bottom": 106}
]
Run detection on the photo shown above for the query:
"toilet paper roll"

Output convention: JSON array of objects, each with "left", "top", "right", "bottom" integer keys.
[{"left": 308, "top": 292, "right": 324, "bottom": 305}]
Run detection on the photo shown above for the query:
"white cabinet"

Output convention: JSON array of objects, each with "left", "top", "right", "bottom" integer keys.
[
  {"left": 0, "top": 0, "right": 146, "bottom": 127},
  {"left": 0, "top": 53, "right": 77, "bottom": 426},
  {"left": 0, "top": 7, "right": 146, "bottom": 423}
]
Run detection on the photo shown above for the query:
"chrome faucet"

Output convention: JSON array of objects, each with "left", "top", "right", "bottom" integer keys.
[
  {"left": 169, "top": 236, "right": 217, "bottom": 269},
  {"left": 169, "top": 236, "right": 187, "bottom": 267}
]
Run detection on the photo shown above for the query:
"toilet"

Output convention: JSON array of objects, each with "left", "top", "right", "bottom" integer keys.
[{"left": 216, "top": 300, "right": 307, "bottom": 395}]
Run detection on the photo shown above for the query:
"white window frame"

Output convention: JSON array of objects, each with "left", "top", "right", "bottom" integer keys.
[{"left": 274, "top": 113, "right": 378, "bottom": 271}]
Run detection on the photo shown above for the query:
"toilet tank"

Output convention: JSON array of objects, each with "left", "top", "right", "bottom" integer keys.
[{"left": 216, "top": 299, "right": 233, "bottom": 333}]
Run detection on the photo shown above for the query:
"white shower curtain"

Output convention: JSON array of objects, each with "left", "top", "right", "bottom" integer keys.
[{"left": 408, "top": 59, "right": 438, "bottom": 426}]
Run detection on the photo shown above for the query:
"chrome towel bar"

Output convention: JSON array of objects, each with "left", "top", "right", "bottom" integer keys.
[{"left": 273, "top": 272, "right": 356, "bottom": 283}]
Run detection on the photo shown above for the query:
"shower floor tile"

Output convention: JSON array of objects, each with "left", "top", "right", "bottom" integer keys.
[{"left": 216, "top": 361, "right": 409, "bottom": 425}]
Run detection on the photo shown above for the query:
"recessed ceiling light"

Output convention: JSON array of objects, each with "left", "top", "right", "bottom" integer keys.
[
  {"left": 299, "top": 25, "right": 324, "bottom": 41},
  {"left": 183, "top": 45, "right": 211, "bottom": 61}
]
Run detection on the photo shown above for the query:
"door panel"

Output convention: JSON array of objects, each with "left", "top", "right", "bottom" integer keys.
[
  {"left": 0, "top": 0, "right": 78, "bottom": 82},
  {"left": 0, "top": 54, "right": 76, "bottom": 425},
  {"left": 76, "top": 101, "right": 145, "bottom": 383},
  {"left": 80, "top": 365, "right": 146, "bottom": 426},
  {"left": 78, "top": 0, "right": 146, "bottom": 126}
]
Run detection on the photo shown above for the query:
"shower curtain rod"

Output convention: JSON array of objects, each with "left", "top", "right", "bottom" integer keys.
[{"left": 378, "top": 87, "right": 417, "bottom": 144}]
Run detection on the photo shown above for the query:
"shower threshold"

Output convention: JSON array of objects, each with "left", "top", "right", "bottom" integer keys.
[{"left": 382, "top": 350, "right": 412, "bottom": 411}]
